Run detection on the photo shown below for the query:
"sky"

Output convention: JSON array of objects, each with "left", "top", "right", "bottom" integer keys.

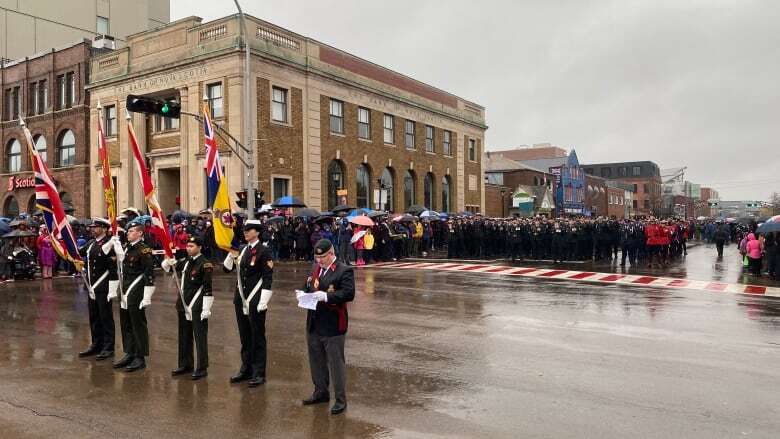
[{"left": 172, "top": 0, "right": 780, "bottom": 201}]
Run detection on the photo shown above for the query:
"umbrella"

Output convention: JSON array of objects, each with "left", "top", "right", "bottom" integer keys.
[
  {"left": 757, "top": 221, "right": 780, "bottom": 234},
  {"left": 420, "top": 210, "right": 440, "bottom": 219},
  {"left": 349, "top": 215, "right": 374, "bottom": 227},
  {"left": 368, "top": 210, "right": 388, "bottom": 218},
  {"left": 347, "top": 208, "right": 373, "bottom": 217},
  {"left": 332, "top": 204, "right": 354, "bottom": 213},
  {"left": 67, "top": 215, "right": 81, "bottom": 226},
  {"left": 62, "top": 203, "right": 75, "bottom": 214},
  {"left": 314, "top": 215, "right": 335, "bottom": 224},
  {"left": 319, "top": 211, "right": 334, "bottom": 217},
  {"left": 457, "top": 211, "right": 475, "bottom": 217},
  {"left": 392, "top": 214, "right": 417, "bottom": 223},
  {"left": 2, "top": 229, "right": 36, "bottom": 238},
  {"left": 406, "top": 205, "right": 426, "bottom": 215},
  {"left": 272, "top": 196, "right": 306, "bottom": 208},
  {"left": 767, "top": 215, "right": 780, "bottom": 223},
  {"left": 267, "top": 215, "right": 286, "bottom": 224},
  {"left": 8, "top": 219, "right": 26, "bottom": 227},
  {"left": 696, "top": 216, "right": 707, "bottom": 221},
  {"left": 294, "top": 207, "right": 320, "bottom": 218}
]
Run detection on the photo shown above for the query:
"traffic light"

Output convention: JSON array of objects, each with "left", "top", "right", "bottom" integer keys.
[
  {"left": 255, "top": 190, "right": 265, "bottom": 208},
  {"left": 126, "top": 94, "right": 181, "bottom": 118},
  {"left": 235, "top": 191, "right": 247, "bottom": 209}
]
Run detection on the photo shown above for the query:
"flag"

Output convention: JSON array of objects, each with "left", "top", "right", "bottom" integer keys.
[
  {"left": 203, "top": 104, "right": 234, "bottom": 251},
  {"left": 127, "top": 113, "right": 174, "bottom": 259},
  {"left": 20, "top": 117, "right": 83, "bottom": 271},
  {"left": 96, "top": 103, "right": 117, "bottom": 235}
]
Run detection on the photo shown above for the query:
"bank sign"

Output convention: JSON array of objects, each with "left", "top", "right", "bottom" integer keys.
[{"left": 6, "top": 176, "right": 35, "bottom": 192}]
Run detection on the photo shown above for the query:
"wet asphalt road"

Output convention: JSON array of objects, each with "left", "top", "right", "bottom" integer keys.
[{"left": 0, "top": 244, "right": 778, "bottom": 438}]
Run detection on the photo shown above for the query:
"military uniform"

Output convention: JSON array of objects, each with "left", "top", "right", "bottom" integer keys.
[
  {"left": 114, "top": 238, "right": 155, "bottom": 370},
  {"left": 78, "top": 219, "right": 118, "bottom": 360},
  {"left": 164, "top": 241, "right": 213, "bottom": 379},
  {"left": 224, "top": 226, "right": 274, "bottom": 386}
]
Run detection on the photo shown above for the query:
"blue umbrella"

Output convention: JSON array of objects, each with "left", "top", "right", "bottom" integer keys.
[
  {"left": 347, "top": 208, "right": 373, "bottom": 217},
  {"left": 271, "top": 196, "right": 306, "bottom": 208}
]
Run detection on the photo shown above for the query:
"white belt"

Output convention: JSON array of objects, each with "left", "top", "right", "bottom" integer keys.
[
  {"left": 181, "top": 286, "right": 204, "bottom": 321},
  {"left": 88, "top": 271, "right": 109, "bottom": 300},
  {"left": 121, "top": 275, "right": 144, "bottom": 310},
  {"left": 242, "top": 281, "right": 263, "bottom": 316}
]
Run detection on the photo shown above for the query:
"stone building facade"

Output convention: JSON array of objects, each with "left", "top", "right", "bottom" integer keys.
[
  {"left": 0, "top": 40, "right": 95, "bottom": 217},
  {"left": 87, "top": 15, "right": 486, "bottom": 217}
]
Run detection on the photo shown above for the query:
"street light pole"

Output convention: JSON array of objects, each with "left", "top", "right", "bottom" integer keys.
[{"left": 234, "top": 0, "right": 255, "bottom": 217}]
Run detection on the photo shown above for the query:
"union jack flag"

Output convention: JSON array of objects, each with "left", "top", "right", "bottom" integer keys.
[
  {"left": 203, "top": 104, "right": 222, "bottom": 208},
  {"left": 20, "top": 117, "right": 83, "bottom": 271}
]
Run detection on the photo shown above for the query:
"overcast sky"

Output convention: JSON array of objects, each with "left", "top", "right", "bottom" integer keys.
[{"left": 172, "top": 0, "right": 780, "bottom": 201}]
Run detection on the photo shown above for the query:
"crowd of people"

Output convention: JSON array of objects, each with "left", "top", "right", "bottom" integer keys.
[{"left": 0, "top": 208, "right": 777, "bottom": 282}]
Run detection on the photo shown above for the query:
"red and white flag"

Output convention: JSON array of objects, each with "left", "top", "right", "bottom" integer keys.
[{"left": 126, "top": 112, "right": 174, "bottom": 259}]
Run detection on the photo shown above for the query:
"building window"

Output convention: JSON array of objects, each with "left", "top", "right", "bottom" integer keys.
[
  {"left": 633, "top": 200, "right": 638, "bottom": 209},
  {"left": 272, "top": 177, "right": 290, "bottom": 200},
  {"left": 383, "top": 114, "right": 394, "bottom": 144},
  {"left": 104, "top": 105, "right": 117, "bottom": 136},
  {"left": 619, "top": 167, "right": 627, "bottom": 177},
  {"left": 57, "top": 75, "right": 66, "bottom": 109},
  {"left": 6, "top": 86, "right": 21, "bottom": 119},
  {"left": 271, "top": 86, "right": 288, "bottom": 123},
  {"left": 380, "top": 167, "right": 394, "bottom": 212},
  {"left": 206, "top": 83, "right": 223, "bottom": 118},
  {"left": 424, "top": 172, "right": 435, "bottom": 209},
  {"left": 327, "top": 160, "right": 345, "bottom": 209},
  {"left": 355, "top": 164, "right": 371, "bottom": 208},
  {"left": 33, "top": 135, "right": 47, "bottom": 163},
  {"left": 3, "top": 196, "right": 19, "bottom": 218},
  {"left": 632, "top": 166, "right": 641, "bottom": 176},
  {"left": 601, "top": 168, "right": 611, "bottom": 178},
  {"left": 468, "top": 138, "right": 476, "bottom": 161},
  {"left": 58, "top": 130, "right": 76, "bottom": 167},
  {"left": 443, "top": 130, "right": 452, "bottom": 156},
  {"left": 97, "top": 16, "right": 109, "bottom": 35},
  {"left": 404, "top": 171, "right": 416, "bottom": 209},
  {"left": 329, "top": 99, "right": 344, "bottom": 134},
  {"left": 441, "top": 176, "right": 451, "bottom": 213},
  {"left": 643, "top": 183, "right": 649, "bottom": 194},
  {"left": 633, "top": 184, "right": 638, "bottom": 193},
  {"left": 404, "top": 120, "right": 415, "bottom": 149},
  {"left": 6, "top": 139, "right": 21, "bottom": 173},
  {"left": 357, "top": 107, "right": 370, "bottom": 139},
  {"left": 67, "top": 72, "right": 75, "bottom": 106},
  {"left": 153, "top": 99, "right": 179, "bottom": 133},
  {"left": 644, "top": 199, "right": 650, "bottom": 210},
  {"left": 425, "top": 125, "right": 435, "bottom": 153},
  {"left": 38, "top": 80, "right": 47, "bottom": 114}
]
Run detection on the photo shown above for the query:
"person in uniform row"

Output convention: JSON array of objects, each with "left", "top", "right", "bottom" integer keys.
[
  {"left": 223, "top": 219, "right": 273, "bottom": 387},
  {"left": 162, "top": 235, "right": 213, "bottom": 380},
  {"left": 111, "top": 222, "right": 156, "bottom": 372},
  {"left": 78, "top": 218, "right": 118, "bottom": 361},
  {"left": 301, "top": 239, "right": 355, "bottom": 415}
]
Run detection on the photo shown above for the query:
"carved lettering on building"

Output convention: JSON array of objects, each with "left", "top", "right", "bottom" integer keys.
[{"left": 115, "top": 67, "right": 208, "bottom": 95}]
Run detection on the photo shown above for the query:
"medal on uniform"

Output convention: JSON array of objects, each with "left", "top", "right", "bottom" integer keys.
[{"left": 250, "top": 256, "right": 256, "bottom": 266}]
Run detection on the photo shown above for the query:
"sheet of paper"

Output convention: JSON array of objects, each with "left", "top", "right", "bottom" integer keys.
[{"left": 297, "top": 291, "right": 319, "bottom": 310}]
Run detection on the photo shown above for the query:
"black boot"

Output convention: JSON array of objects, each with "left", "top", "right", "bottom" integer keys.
[
  {"left": 191, "top": 369, "right": 208, "bottom": 381},
  {"left": 330, "top": 402, "right": 347, "bottom": 415},
  {"left": 124, "top": 357, "right": 146, "bottom": 372},
  {"left": 79, "top": 345, "right": 100, "bottom": 358},
  {"left": 247, "top": 376, "right": 266, "bottom": 387},
  {"left": 302, "top": 393, "right": 330, "bottom": 406},
  {"left": 171, "top": 366, "right": 193, "bottom": 376},
  {"left": 113, "top": 354, "right": 133, "bottom": 369},
  {"left": 229, "top": 370, "right": 251, "bottom": 384},
  {"left": 95, "top": 350, "right": 114, "bottom": 361}
]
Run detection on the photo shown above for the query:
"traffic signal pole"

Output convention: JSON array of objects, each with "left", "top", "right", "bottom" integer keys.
[{"left": 234, "top": 0, "right": 256, "bottom": 218}]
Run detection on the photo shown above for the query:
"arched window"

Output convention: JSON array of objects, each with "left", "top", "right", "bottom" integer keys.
[
  {"left": 27, "top": 194, "right": 37, "bottom": 214},
  {"left": 355, "top": 164, "right": 371, "bottom": 208},
  {"left": 403, "top": 170, "right": 416, "bottom": 209},
  {"left": 424, "top": 172, "right": 435, "bottom": 210},
  {"left": 327, "top": 160, "right": 345, "bottom": 209},
  {"left": 380, "top": 167, "right": 394, "bottom": 212},
  {"left": 33, "top": 134, "right": 47, "bottom": 163},
  {"left": 3, "top": 196, "right": 19, "bottom": 218},
  {"left": 441, "top": 175, "right": 451, "bottom": 213},
  {"left": 58, "top": 130, "right": 76, "bottom": 167},
  {"left": 6, "top": 139, "right": 21, "bottom": 173}
]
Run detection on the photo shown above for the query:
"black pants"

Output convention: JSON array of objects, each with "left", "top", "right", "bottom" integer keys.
[
  {"left": 715, "top": 240, "right": 725, "bottom": 257},
  {"left": 177, "top": 300, "right": 208, "bottom": 371},
  {"left": 88, "top": 287, "right": 115, "bottom": 352},
  {"left": 621, "top": 244, "right": 636, "bottom": 266},
  {"left": 119, "top": 287, "right": 149, "bottom": 357},
  {"left": 307, "top": 332, "right": 347, "bottom": 405},
  {"left": 234, "top": 293, "right": 267, "bottom": 378}
]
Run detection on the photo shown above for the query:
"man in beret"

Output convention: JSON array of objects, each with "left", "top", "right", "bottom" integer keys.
[
  {"left": 162, "top": 235, "right": 214, "bottom": 380},
  {"left": 112, "top": 222, "right": 156, "bottom": 372},
  {"left": 223, "top": 219, "right": 274, "bottom": 387},
  {"left": 78, "top": 218, "right": 118, "bottom": 361},
  {"left": 300, "top": 238, "right": 355, "bottom": 415}
]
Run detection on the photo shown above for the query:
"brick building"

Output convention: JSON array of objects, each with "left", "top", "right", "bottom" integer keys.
[
  {"left": 484, "top": 153, "right": 554, "bottom": 216},
  {"left": 87, "top": 15, "right": 486, "bottom": 216},
  {"left": 490, "top": 143, "right": 568, "bottom": 162},
  {"left": 582, "top": 161, "right": 662, "bottom": 217},
  {"left": 1, "top": 40, "right": 97, "bottom": 217}
]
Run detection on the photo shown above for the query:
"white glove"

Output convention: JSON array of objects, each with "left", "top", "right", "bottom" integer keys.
[
  {"left": 140, "top": 285, "right": 155, "bottom": 309},
  {"left": 161, "top": 257, "right": 176, "bottom": 272},
  {"left": 257, "top": 289, "right": 273, "bottom": 312},
  {"left": 87, "top": 284, "right": 96, "bottom": 301},
  {"left": 201, "top": 296, "right": 214, "bottom": 320},
  {"left": 113, "top": 238, "right": 125, "bottom": 262},
  {"left": 101, "top": 238, "right": 114, "bottom": 255},
  {"left": 312, "top": 291, "right": 328, "bottom": 302},
  {"left": 223, "top": 253, "right": 236, "bottom": 271},
  {"left": 107, "top": 280, "right": 119, "bottom": 302}
]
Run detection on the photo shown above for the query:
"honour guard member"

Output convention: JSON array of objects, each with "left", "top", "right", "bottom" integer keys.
[
  {"left": 223, "top": 219, "right": 273, "bottom": 387},
  {"left": 78, "top": 218, "right": 118, "bottom": 361},
  {"left": 162, "top": 236, "right": 214, "bottom": 380},
  {"left": 300, "top": 239, "right": 355, "bottom": 415},
  {"left": 112, "top": 222, "right": 156, "bottom": 372}
]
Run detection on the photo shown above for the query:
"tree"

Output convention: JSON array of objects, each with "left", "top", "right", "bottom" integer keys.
[{"left": 771, "top": 192, "right": 780, "bottom": 215}]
